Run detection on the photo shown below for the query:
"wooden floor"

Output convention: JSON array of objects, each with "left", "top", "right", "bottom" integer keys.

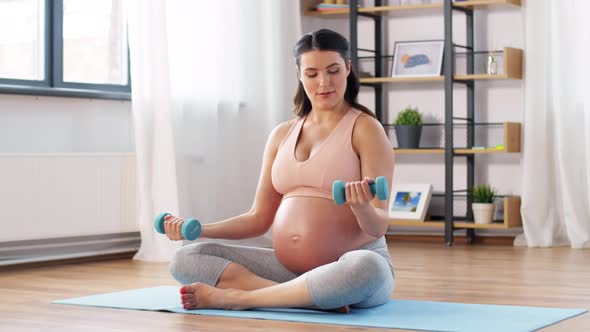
[{"left": 1, "top": 241, "right": 588, "bottom": 332}]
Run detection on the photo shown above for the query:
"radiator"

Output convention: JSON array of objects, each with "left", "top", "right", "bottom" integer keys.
[{"left": 0, "top": 153, "right": 140, "bottom": 263}]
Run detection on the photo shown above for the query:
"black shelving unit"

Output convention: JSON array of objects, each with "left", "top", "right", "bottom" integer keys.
[
  {"left": 349, "top": 0, "right": 384, "bottom": 121},
  {"left": 348, "top": 0, "right": 480, "bottom": 246}
]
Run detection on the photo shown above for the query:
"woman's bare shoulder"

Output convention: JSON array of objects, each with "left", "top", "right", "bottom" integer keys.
[
  {"left": 352, "top": 113, "right": 390, "bottom": 150},
  {"left": 355, "top": 113, "right": 385, "bottom": 136},
  {"left": 268, "top": 118, "right": 298, "bottom": 145}
]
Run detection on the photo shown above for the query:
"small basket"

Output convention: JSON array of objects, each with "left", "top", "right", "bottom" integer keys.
[{"left": 454, "top": 50, "right": 504, "bottom": 76}]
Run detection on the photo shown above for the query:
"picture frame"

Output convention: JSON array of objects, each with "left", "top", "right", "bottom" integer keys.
[
  {"left": 388, "top": 184, "right": 433, "bottom": 221},
  {"left": 391, "top": 40, "right": 444, "bottom": 77}
]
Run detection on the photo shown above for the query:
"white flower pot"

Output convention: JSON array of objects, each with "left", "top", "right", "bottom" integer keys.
[{"left": 472, "top": 203, "right": 495, "bottom": 224}]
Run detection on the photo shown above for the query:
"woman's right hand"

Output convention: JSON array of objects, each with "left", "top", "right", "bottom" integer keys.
[{"left": 164, "top": 214, "right": 184, "bottom": 241}]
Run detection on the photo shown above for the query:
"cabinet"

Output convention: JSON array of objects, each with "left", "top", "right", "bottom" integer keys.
[{"left": 303, "top": 0, "right": 523, "bottom": 245}]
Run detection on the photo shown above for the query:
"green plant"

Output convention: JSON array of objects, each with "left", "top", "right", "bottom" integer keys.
[
  {"left": 394, "top": 106, "right": 422, "bottom": 126},
  {"left": 472, "top": 184, "right": 496, "bottom": 203}
]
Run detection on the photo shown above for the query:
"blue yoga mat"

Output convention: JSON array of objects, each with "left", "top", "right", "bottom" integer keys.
[{"left": 53, "top": 286, "right": 586, "bottom": 332}]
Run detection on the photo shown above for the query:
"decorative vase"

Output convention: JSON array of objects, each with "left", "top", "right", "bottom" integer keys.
[
  {"left": 487, "top": 53, "right": 497, "bottom": 75},
  {"left": 395, "top": 125, "right": 422, "bottom": 149},
  {"left": 472, "top": 203, "right": 495, "bottom": 224}
]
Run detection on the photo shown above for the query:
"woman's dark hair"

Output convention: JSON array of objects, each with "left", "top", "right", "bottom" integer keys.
[{"left": 292, "top": 29, "right": 375, "bottom": 118}]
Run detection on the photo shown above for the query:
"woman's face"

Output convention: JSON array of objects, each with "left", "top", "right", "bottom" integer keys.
[{"left": 298, "top": 50, "right": 350, "bottom": 111}]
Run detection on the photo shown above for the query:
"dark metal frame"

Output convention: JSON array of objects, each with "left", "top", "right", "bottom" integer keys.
[
  {"left": 350, "top": 0, "right": 383, "bottom": 120},
  {"left": 0, "top": 0, "right": 131, "bottom": 100},
  {"left": 350, "top": 0, "right": 479, "bottom": 245},
  {"left": 446, "top": 0, "right": 476, "bottom": 245}
]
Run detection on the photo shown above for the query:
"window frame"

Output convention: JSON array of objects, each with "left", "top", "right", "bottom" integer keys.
[{"left": 0, "top": 0, "right": 131, "bottom": 100}]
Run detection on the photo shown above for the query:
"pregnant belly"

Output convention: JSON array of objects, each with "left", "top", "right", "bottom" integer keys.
[{"left": 272, "top": 196, "right": 374, "bottom": 274}]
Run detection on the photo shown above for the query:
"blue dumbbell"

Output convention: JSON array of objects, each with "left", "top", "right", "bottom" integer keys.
[
  {"left": 332, "top": 176, "right": 389, "bottom": 205},
  {"left": 154, "top": 212, "right": 202, "bottom": 241}
]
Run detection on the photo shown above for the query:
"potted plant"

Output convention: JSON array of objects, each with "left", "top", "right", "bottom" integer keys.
[
  {"left": 471, "top": 184, "right": 496, "bottom": 224},
  {"left": 393, "top": 106, "right": 423, "bottom": 149}
]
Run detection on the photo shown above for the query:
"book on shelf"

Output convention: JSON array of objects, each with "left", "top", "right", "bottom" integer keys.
[
  {"left": 316, "top": 7, "right": 348, "bottom": 12},
  {"left": 316, "top": 3, "right": 350, "bottom": 12},
  {"left": 315, "top": 3, "right": 361, "bottom": 11},
  {"left": 317, "top": 3, "right": 349, "bottom": 8}
]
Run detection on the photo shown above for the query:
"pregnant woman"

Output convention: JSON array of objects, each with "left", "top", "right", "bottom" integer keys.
[{"left": 165, "top": 29, "right": 395, "bottom": 312}]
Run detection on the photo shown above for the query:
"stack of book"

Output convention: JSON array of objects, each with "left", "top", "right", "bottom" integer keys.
[{"left": 316, "top": 3, "right": 351, "bottom": 12}]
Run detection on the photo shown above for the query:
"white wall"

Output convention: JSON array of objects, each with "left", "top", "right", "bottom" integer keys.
[
  {"left": 0, "top": 94, "right": 135, "bottom": 242},
  {"left": 0, "top": 153, "right": 138, "bottom": 242},
  {"left": 0, "top": 94, "right": 133, "bottom": 153},
  {"left": 302, "top": 6, "right": 524, "bottom": 233}
]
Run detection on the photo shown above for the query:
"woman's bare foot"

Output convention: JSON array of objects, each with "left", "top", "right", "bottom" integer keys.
[
  {"left": 309, "top": 305, "right": 350, "bottom": 313},
  {"left": 180, "top": 282, "right": 350, "bottom": 313},
  {"left": 180, "top": 282, "right": 249, "bottom": 310},
  {"left": 330, "top": 305, "right": 351, "bottom": 314}
]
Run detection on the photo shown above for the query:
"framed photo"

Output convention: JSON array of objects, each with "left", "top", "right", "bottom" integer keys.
[
  {"left": 388, "top": 184, "right": 433, "bottom": 221},
  {"left": 391, "top": 40, "right": 444, "bottom": 77}
]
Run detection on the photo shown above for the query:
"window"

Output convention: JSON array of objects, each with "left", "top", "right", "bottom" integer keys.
[
  {"left": 0, "top": 0, "right": 130, "bottom": 100},
  {"left": 0, "top": 0, "right": 45, "bottom": 81}
]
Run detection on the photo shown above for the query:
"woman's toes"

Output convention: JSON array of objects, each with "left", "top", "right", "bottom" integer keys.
[
  {"left": 179, "top": 282, "right": 215, "bottom": 309},
  {"left": 180, "top": 283, "right": 196, "bottom": 294}
]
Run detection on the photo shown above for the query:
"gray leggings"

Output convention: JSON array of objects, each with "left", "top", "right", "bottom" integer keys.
[{"left": 170, "top": 236, "right": 395, "bottom": 309}]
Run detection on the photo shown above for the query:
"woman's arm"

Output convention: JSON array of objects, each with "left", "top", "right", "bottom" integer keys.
[
  {"left": 347, "top": 114, "right": 395, "bottom": 237},
  {"left": 165, "top": 121, "right": 293, "bottom": 241}
]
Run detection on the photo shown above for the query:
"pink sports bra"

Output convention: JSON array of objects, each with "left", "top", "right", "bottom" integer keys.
[{"left": 271, "top": 108, "right": 362, "bottom": 200}]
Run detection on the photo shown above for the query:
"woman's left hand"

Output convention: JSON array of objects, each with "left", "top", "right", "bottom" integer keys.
[{"left": 345, "top": 177, "right": 375, "bottom": 208}]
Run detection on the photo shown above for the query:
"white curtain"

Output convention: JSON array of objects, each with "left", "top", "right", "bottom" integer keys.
[
  {"left": 518, "top": 0, "right": 590, "bottom": 248},
  {"left": 128, "top": 0, "right": 301, "bottom": 261}
]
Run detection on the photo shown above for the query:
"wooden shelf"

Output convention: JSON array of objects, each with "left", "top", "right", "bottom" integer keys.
[
  {"left": 389, "top": 196, "right": 522, "bottom": 229},
  {"left": 360, "top": 48, "right": 522, "bottom": 83},
  {"left": 303, "top": 0, "right": 521, "bottom": 16},
  {"left": 458, "top": 121, "right": 521, "bottom": 153},
  {"left": 395, "top": 149, "right": 445, "bottom": 154},
  {"left": 456, "top": 47, "right": 523, "bottom": 80},
  {"left": 303, "top": 3, "right": 441, "bottom": 17},
  {"left": 392, "top": 122, "right": 521, "bottom": 154},
  {"left": 361, "top": 76, "right": 444, "bottom": 84},
  {"left": 453, "top": 0, "right": 521, "bottom": 9},
  {"left": 395, "top": 148, "right": 509, "bottom": 154},
  {"left": 387, "top": 219, "right": 509, "bottom": 229},
  {"left": 360, "top": 74, "right": 514, "bottom": 84}
]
